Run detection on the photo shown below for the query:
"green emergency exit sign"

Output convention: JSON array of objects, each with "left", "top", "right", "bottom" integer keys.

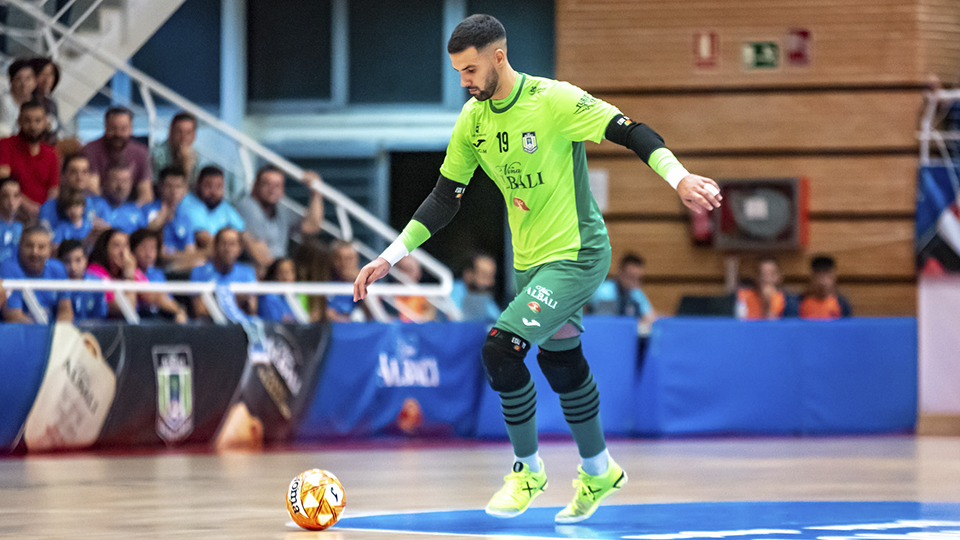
[{"left": 743, "top": 42, "right": 779, "bottom": 69}]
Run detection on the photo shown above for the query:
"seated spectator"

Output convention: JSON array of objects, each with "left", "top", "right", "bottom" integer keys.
[
  {"left": 292, "top": 237, "right": 331, "bottom": 322},
  {"left": 587, "top": 252, "right": 656, "bottom": 335},
  {"left": 143, "top": 166, "right": 204, "bottom": 270},
  {"left": 0, "top": 59, "right": 37, "bottom": 137},
  {"left": 788, "top": 254, "right": 852, "bottom": 320},
  {"left": 736, "top": 257, "right": 786, "bottom": 320},
  {"left": 51, "top": 190, "right": 93, "bottom": 247},
  {"left": 450, "top": 251, "right": 501, "bottom": 324},
  {"left": 129, "top": 228, "right": 188, "bottom": 323},
  {"left": 87, "top": 227, "right": 186, "bottom": 321},
  {"left": 91, "top": 164, "right": 146, "bottom": 234},
  {"left": 81, "top": 107, "right": 153, "bottom": 205},
  {"left": 0, "top": 101, "right": 60, "bottom": 220},
  {"left": 258, "top": 257, "right": 299, "bottom": 322},
  {"left": 393, "top": 255, "right": 436, "bottom": 323},
  {"left": 180, "top": 166, "right": 245, "bottom": 252},
  {"left": 326, "top": 240, "right": 372, "bottom": 322},
  {"left": 190, "top": 227, "right": 257, "bottom": 318},
  {"left": 56, "top": 239, "right": 107, "bottom": 321},
  {"left": 39, "top": 154, "right": 98, "bottom": 231},
  {"left": 151, "top": 111, "right": 203, "bottom": 185},
  {"left": 236, "top": 165, "right": 324, "bottom": 269},
  {"left": 28, "top": 57, "right": 61, "bottom": 144},
  {"left": 1, "top": 226, "right": 73, "bottom": 323},
  {"left": 0, "top": 177, "right": 23, "bottom": 265}
]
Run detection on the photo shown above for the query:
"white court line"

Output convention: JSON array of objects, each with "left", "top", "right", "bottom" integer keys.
[{"left": 333, "top": 526, "right": 593, "bottom": 540}]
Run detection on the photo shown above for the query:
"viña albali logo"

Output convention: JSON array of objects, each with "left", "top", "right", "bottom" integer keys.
[
  {"left": 153, "top": 345, "right": 194, "bottom": 444},
  {"left": 377, "top": 335, "right": 440, "bottom": 388},
  {"left": 525, "top": 285, "right": 557, "bottom": 310}
]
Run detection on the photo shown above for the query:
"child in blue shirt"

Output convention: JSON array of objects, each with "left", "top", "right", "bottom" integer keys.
[
  {"left": 52, "top": 190, "right": 93, "bottom": 246},
  {"left": 0, "top": 177, "right": 23, "bottom": 265}
]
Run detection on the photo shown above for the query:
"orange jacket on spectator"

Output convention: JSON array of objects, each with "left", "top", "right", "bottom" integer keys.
[{"left": 737, "top": 287, "right": 785, "bottom": 320}]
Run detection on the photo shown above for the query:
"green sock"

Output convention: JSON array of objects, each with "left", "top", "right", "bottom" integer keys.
[
  {"left": 560, "top": 373, "right": 606, "bottom": 459},
  {"left": 500, "top": 378, "right": 538, "bottom": 459}
]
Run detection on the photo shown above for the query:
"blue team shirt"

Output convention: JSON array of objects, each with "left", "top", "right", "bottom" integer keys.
[
  {"left": 144, "top": 266, "right": 166, "bottom": 282},
  {"left": 328, "top": 294, "right": 358, "bottom": 316},
  {"left": 588, "top": 279, "right": 653, "bottom": 318},
  {"left": 141, "top": 201, "right": 195, "bottom": 252},
  {"left": 39, "top": 195, "right": 98, "bottom": 230},
  {"left": 257, "top": 293, "right": 296, "bottom": 322},
  {"left": 0, "top": 257, "right": 70, "bottom": 321},
  {"left": 91, "top": 196, "right": 146, "bottom": 234},
  {"left": 450, "top": 280, "right": 501, "bottom": 324},
  {"left": 0, "top": 219, "right": 22, "bottom": 265},
  {"left": 52, "top": 218, "right": 93, "bottom": 244},
  {"left": 179, "top": 193, "right": 245, "bottom": 235},
  {"left": 189, "top": 261, "right": 256, "bottom": 285},
  {"left": 71, "top": 272, "right": 108, "bottom": 320}
]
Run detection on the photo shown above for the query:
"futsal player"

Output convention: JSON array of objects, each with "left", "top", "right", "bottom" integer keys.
[{"left": 354, "top": 14, "right": 722, "bottom": 523}]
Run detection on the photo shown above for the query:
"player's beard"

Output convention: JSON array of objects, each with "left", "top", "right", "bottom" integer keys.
[{"left": 472, "top": 70, "right": 499, "bottom": 101}]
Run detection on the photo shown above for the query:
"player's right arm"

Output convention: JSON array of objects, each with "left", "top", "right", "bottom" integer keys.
[{"left": 354, "top": 107, "right": 478, "bottom": 301}]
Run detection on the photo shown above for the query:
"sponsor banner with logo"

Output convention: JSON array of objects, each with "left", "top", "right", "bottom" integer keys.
[
  {"left": 92, "top": 323, "right": 248, "bottom": 448},
  {"left": 23, "top": 323, "right": 117, "bottom": 452},
  {"left": 0, "top": 324, "right": 55, "bottom": 451},
  {"left": 296, "top": 321, "right": 488, "bottom": 439}
]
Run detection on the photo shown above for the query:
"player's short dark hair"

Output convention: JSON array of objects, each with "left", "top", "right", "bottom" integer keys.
[
  {"left": 57, "top": 239, "right": 84, "bottom": 260},
  {"left": 197, "top": 165, "right": 224, "bottom": 185},
  {"left": 28, "top": 57, "right": 60, "bottom": 90},
  {"left": 158, "top": 165, "right": 187, "bottom": 185},
  {"left": 171, "top": 111, "right": 197, "bottom": 128},
  {"left": 105, "top": 106, "right": 134, "bottom": 122},
  {"left": 447, "top": 14, "right": 506, "bottom": 54},
  {"left": 620, "top": 252, "right": 645, "bottom": 268},
  {"left": 7, "top": 58, "right": 33, "bottom": 81},
  {"left": 810, "top": 254, "right": 836, "bottom": 273}
]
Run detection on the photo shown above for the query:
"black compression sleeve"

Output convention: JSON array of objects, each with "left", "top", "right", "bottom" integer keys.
[
  {"left": 604, "top": 114, "right": 666, "bottom": 163},
  {"left": 410, "top": 175, "right": 464, "bottom": 234}
]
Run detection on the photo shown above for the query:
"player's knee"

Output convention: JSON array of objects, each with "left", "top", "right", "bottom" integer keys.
[
  {"left": 537, "top": 344, "right": 590, "bottom": 394},
  {"left": 481, "top": 328, "right": 532, "bottom": 393}
]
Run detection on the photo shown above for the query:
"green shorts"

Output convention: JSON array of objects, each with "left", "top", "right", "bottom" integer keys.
[{"left": 495, "top": 250, "right": 612, "bottom": 348}]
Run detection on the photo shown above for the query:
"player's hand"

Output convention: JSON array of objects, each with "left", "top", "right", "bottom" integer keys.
[
  {"left": 677, "top": 174, "right": 722, "bottom": 213},
  {"left": 353, "top": 257, "right": 391, "bottom": 301}
]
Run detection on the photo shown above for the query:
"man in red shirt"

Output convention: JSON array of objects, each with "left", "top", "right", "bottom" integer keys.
[{"left": 0, "top": 101, "right": 59, "bottom": 220}]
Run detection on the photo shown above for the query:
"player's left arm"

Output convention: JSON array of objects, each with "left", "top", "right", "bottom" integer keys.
[{"left": 604, "top": 114, "right": 721, "bottom": 214}]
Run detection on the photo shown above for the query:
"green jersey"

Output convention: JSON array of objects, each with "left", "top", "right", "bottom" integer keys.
[{"left": 439, "top": 73, "right": 620, "bottom": 271}]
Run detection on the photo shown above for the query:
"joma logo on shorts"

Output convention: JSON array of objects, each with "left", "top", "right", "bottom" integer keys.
[{"left": 525, "top": 286, "right": 557, "bottom": 309}]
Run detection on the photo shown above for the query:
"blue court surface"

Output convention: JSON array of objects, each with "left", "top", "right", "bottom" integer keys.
[{"left": 336, "top": 501, "right": 960, "bottom": 539}]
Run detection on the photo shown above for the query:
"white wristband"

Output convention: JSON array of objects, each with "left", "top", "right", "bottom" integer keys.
[
  {"left": 380, "top": 238, "right": 409, "bottom": 266},
  {"left": 664, "top": 166, "right": 690, "bottom": 190}
]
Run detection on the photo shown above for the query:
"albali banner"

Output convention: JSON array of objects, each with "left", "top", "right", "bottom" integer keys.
[
  {"left": 295, "top": 321, "right": 489, "bottom": 440},
  {"left": 0, "top": 324, "right": 55, "bottom": 451}
]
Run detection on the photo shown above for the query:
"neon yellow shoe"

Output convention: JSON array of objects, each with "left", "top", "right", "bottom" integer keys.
[
  {"left": 485, "top": 460, "right": 548, "bottom": 518},
  {"left": 554, "top": 459, "right": 627, "bottom": 523}
]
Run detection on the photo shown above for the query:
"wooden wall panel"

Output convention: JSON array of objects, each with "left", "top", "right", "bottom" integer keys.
[
  {"left": 920, "top": 0, "right": 960, "bottom": 85},
  {"left": 587, "top": 91, "right": 923, "bottom": 153},
  {"left": 589, "top": 154, "right": 918, "bottom": 216},
  {"left": 557, "top": 0, "right": 925, "bottom": 90},
  {"left": 643, "top": 282, "right": 916, "bottom": 316},
  {"left": 605, "top": 219, "right": 915, "bottom": 280}
]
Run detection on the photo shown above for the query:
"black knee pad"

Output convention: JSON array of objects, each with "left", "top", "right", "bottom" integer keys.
[
  {"left": 537, "top": 344, "right": 590, "bottom": 394},
  {"left": 481, "top": 328, "right": 531, "bottom": 393}
]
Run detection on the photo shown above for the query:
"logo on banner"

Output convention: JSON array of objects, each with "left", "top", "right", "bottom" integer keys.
[
  {"left": 525, "top": 285, "right": 557, "bottom": 309},
  {"left": 154, "top": 345, "right": 194, "bottom": 444},
  {"left": 377, "top": 335, "right": 440, "bottom": 388},
  {"left": 522, "top": 131, "right": 538, "bottom": 154},
  {"left": 253, "top": 327, "right": 304, "bottom": 420}
]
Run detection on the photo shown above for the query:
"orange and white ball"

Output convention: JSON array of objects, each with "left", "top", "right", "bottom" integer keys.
[{"left": 286, "top": 469, "right": 346, "bottom": 530}]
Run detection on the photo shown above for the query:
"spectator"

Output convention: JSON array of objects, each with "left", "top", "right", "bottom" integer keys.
[
  {"left": 0, "top": 177, "right": 23, "bottom": 265},
  {"left": 0, "top": 59, "right": 37, "bottom": 137},
  {"left": 39, "top": 154, "right": 98, "bottom": 231},
  {"left": 393, "top": 255, "right": 436, "bottom": 323},
  {"left": 235, "top": 165, "right": 324, "bottom": 269},
  {"left": 0, "top": 101, "right": 60, "bottom": 219},
  {"left": 736, "top": 257, "right": 786, "bottom": 320},
  {"left": 587, "top": 252, "right": 657, "bottom": 335},
  {"left": 789, "top": 254, "right": 852, "bottom": 320},
  {"left": 258, "top": 257, "right": 299, "bottom": 322},
  {"left": 450, "top": 251, "right": 501, "bottom": 324},
  {"left": 1, "top": 226, "right": 73, "bottom": 323},
  {"left": 190, "top": 227, "right": 257, "bottom": 318},
  {"left": 91, "top": 164, "right": 146, "bottom": 234},
  {"left": 27, "top": 57, "right": 60, "bottom": 144},
  {"left": 143, "top": 165, "right": 204, "bottom": 270},
  {"left": 292, "top": 237, "right": 331, "bottom": 322},
  {"left": 129, "top": 228, "right": 188, "bottom": 323},
  {"left": 87, "top": 227, "right": 186, "bottom": 321},
  {"left": 81, "top": 107, "right": 153, "bottom": 205},
  {"left": 326, "top": 240, "right": 371, "bottom": 322},
  {"left": 56, "top": 239, "right": 107, "bottom": 321},
  {"left": 180, "top": 166, "right": 245, "bottom": 252},
  {"left": 151, "top": 111, "right": 202, "bottom": 185},
  {"left": 51, "top": 190, "right": 92, "bottom": 246}
]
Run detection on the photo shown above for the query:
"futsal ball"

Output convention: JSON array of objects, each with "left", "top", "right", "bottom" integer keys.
[{"left": 286, "top": 469, "right": 346, "bottom": 530}]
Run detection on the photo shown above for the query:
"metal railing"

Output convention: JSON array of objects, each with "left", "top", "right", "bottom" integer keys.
[
  {"left": 1, "top": 0, "right": 462, "bottom": 321},
  {"left": 919, "top": 88, "right": 960, "bottom": 197}
]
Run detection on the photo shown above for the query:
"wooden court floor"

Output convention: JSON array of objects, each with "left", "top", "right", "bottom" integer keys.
[{"left": 1, "top": 436, "right": 959, "bottom": 539}]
